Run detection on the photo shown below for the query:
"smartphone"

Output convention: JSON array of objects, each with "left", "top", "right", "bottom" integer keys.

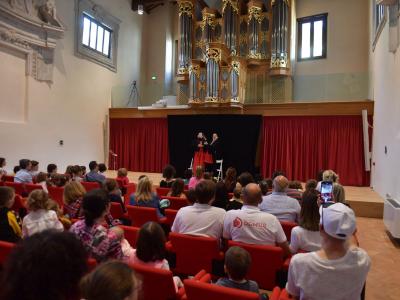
[{"left": 321, "top": 181, "right": 333, "bottom": 203}]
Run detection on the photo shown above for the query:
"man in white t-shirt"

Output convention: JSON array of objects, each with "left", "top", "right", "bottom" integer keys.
[
  {"left": 223, "top": 183, "right": 290, "bottom": 257},
  {"left": 171, "top": 180, "right": 225, "bottom": 239},
  {"left": 286, "top": 203, "right": 371, "bottom": 300},
  {"left": 259, "top": 176, "right": 300, "bottom": 222}
]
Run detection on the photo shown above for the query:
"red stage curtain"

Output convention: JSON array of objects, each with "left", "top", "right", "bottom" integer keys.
[
  {"left": 109, "top": 118, "right": 168, "bottom": 173},
  {"left": 260, "top": 116, "right": 370, "bottom": 186}
]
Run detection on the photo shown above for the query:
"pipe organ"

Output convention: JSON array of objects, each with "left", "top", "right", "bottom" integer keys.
[{"left": 177, "top": 0, "right": 292, "bottom": 107}]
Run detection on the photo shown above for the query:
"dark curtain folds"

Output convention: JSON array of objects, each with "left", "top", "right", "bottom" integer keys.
[
  {"left": 260, "top": 116, "right": 370, "bottom": 186},
  {"left": 109, "top": 118, "right": 168, "bottom": 173}
]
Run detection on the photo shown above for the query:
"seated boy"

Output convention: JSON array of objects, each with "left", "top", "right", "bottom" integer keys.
[
  {"left": 215, "top": 246, "right": 267, "bottom": 299},
  {"left": 0, "top": 186, "right": 22, "bottom": 242}
]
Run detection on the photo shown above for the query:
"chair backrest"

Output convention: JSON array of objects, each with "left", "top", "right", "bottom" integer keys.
[
  {"left": 119, "top": 225, "right": 139, "bottom": 248},
  {"left": 169, "top": 232, "right": 222, "bottom": 274},
  {"left": 5, "top": 182, "right": 27, "bottom": 197},
  {"left": 25, "top": 183, "right": 43, "bottom": 194},
  {"left": 0, "top": 241, "right": 16, "bottom": 265},
  {"left": 131, "top": 263, "right": 177, "bottom": 300},
  {"left": 161, "top": 196, "right": 190, "bottom": 210},
  {"left": 3, "top": 175, "right": 14, "bottom": 182},
  {"left": 126, "top": 205, "right": 160, "bottom": 227},
  {"left": 227, "top": 240, "right": 284, "bottom": 290},
  {"left": 183, "top": 279, "right": 259, "bottom": 300},
  {"left": 280, "top": 221, "right": 297, "bottom": 241},
  {"left": 165, "top": 209, "right": 178, "bottom": 226},
  {"left": 124, "top": 183, "right": 136, "bottom": 205},
  {"left": 47, "top": 185, "right": 65, "bottom": 207},
  {"left": 156, "top": 187, "right": 170, "bottom": 197},
  {"left": 81, "top": 181, "right": 101, "bottom": 192},
  {"left": 11, "top": 194, "right": 25, "bottom": 212},
  {"left": 110, "top": 202, "right": 125, "bottom": 219}
]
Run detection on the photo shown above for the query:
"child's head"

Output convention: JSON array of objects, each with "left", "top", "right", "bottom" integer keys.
[
  {"left": 47, "top": 163, "right": 58, "bottom": 175},
  {"left": 224, "top": 246, "right": 252, "bottom": 281},
  {"left": 71, "top": 165, "right": 82, "bottom": 177},
  {"left": 103, "top": 179, "right": 119, "bottom": 194},
  {"left": 53, "top": 174, "right": 68, "bottom": 187},
  {"left": 13, "top": 166, "right": 20, "bottom": 174},
  {"left": 31, "top": 160, "right": 39, "bottom": 172},
  {"left": 63, "top": 181, "right": 86, "bottom": 205},
  {"left": 0, "top": 186, "right": 15, "bottom": 208},
  {"left": 65, "top": 165, "right": 74, "bottom": 176},
  {"left": 98, "top": 163, "right": 107, "bottom": 173},
  {"left": 80, "top": 166, "right": 86, "bottom": 175},
  {"left": 233, "top": 186, "right": 242, "bottom": 200},
  {"left": 36, "top": 172, "right": 48, "bottom": 183},
  {"left": 27, "top": 190, "right": 49, "bottom": 211},
  {"left": 136, "top": 222, "right": 166, "bottom": 263},
  {"left": 117, "top": 168, "right": 128, "bottom": 178}
]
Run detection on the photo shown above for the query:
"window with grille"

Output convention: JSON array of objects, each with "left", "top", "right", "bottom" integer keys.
[{"left": 82, "top": 14, "right": 112, "bottom": 58}]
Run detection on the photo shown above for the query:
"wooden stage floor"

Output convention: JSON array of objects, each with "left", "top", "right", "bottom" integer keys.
[{"left": 104, "top": 170, "right": 384, "bottom": 218}]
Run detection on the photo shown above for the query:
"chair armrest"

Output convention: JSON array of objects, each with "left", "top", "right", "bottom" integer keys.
[
  {"left": 165, "top": 241, "right": 174, "bottom": 252},
  {"left": 159, "top": 217, "right": 168, "bottom": 224},
  {"left": 269, "top": 287, "right": 281, "bottom": 300},
  {"left": 283, "top": 257, "right": 291, "bottom": 271},
  {"left": 279, "top": 288, "right": 291, "bottom": 300}
]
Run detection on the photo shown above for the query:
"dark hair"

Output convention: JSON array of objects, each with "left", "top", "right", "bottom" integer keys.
[
  {"left": 31, "top": 160, "right": 39, "bottom": 167},
  {"left": 80, "top": 260, "right": 137, "bottom": 300},
  {"left": 0, "top": 157, "right": 5, "bottom": 167},
  {"left": 52, "top": 174, "right": 68, "bottom": 187},
  {"left": 82, "top": 189, "right": 110, "bottom": 227},
  {"left": 259, "top": 180, "right": 269, "bottom": 196},
  {"left": 103, "top": 178, "right": 118, "bottom": 193},
  {"left": 98, "top": 163, "right": 107, "bottom": 173},
  {"left": 224, "top": 167, "right": 237, "bottom": 191},
  {"left": 47, "top": 163, "right": 57, "bottom": 174},
  {"left": 36, "top": 172, "right": 48, "bottom": 183},
  {"left": 233, "top": 186, "right": 241, "bottom": 199},
  {"left": 138, "top": 175, "right": 147, "bottom": 181},
  {"left": 89, "top": 161, "right": 98, "bottom": 171},
  {"left": 272, "top": 170, "right": 286, "bottom": 179},
  {"left": 71, "top": 165, "right": 82, "bottom": 176},
  {"left": 184, "top": 169, "right": 192, "bottom": 180},
  {"left": 186, "top": 189, "right": 197, "bottom": 204},
  {"left": 19, "top": 159, "right": 31, "bottom": 170},
  {"left": 212, "top": 181, "right": 229, "bottom": 209},
  {"left": 316, "top": 169, "right": 324, "bottom": 182},
  {"left": 253, "top": 173, "right": 263, "bottom": 184},
  {"left": 237, "top": 172, "right": 254, "bottom": 187},
  {"left": 65, "top": 165, "right": 74, "bottom": 176},
  {"left": 162, "top": 165, "right": 176, "bottom": 180},
  {"left": 195, "top": 180, "right": 216, "bottom": 204},
  {"left": 136, "top": 222, "right": 166, "bottom": 262},
  {"left": 300, "top": 191, "right": 320, "bottom": 231},
  {"left": 170, "top": 179, "right": 185, "bottom": 197},
  {"left": 0, "top": 230, "right": 88, "bottom": 300},
  {"left": 80, "top": 166, "right": 87, "bottom": 174},
  {"left": 203, "top": 172, "right": 212, "bottom": 180},
  {"left": 13, "top": 166, "right": 21, "bottom": 174},
  {"left": 0, "top": 186, "right": 14, "bottom": 207},
  {"left": 288, "top": 180, "right": 302, "bottom": 190},
  {"left": 305, "top": 179, "right": 318, "bottom": 192},
  {"left": 225, "top": 246, "right": 251, "bottom": 281}
]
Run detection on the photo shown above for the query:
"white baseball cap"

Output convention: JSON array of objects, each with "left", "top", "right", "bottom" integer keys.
[{"left": 320, "top": 203, "right": 356, "bottom": 240}]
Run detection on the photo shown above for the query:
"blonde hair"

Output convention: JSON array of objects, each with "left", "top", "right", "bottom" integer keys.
[
  {"left": 117, "top": 168, "right": 128, "bottom": 177},
  {"left": 63, "top": 181, "right": 86, "bottom": 205},
  {"left": 195, "top": 166, "right": 204, "bottom": 179},
  {"left": 27, "top": 190, "right": 49, "bottom": 211},
  {"left": 47, "top": 199, "right": 62, "bottom": 216},
  {"left": 134, "top": 177, "right": 153, "bottom": 202},
  {"left": 322, "top": 170, "right": 339, "bottom": 183}
]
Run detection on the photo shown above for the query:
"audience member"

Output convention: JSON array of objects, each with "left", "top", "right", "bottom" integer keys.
[
  {"left": 203, "top": 172, "right": 213, "bottom": 180},
  {"left": 185, "top": 189, "right": 197, "bottom": 205},
  {"left": 183, "top": 169, "right": 192, "bottom": 185},
  {"left": 0, "top": 231, "right": 88, "bottom": 300},
  {"left": 0, "top": 157, "right": 7, "bottom": 175},
  {"left": 212, "top": 181, "right": 229, "bottom": 210},
  {"left": 316, "top": 169, "right": 339, "bottom": 191},
  {"left": 103, "top": 178, "right": 126, "bottom": 213},
  {"left": 71, "top": 165, "right": 83, "bottom": 182},
  {"left": 259, "top": 180, "right": 269, "bottom": 196},
  {"left": 188, "top": 166, "right": 204, "bottom": 189},
  {"left": 14, "top": 159, "right": 33, "bottom": 183},
  {"left": 0, "top": 186, "right": 21, "bottom": 242},
  {"left": 98, "top": 163, "right": 107, "bottom": 174},
  {"left": 224, "top": 167, "right": 237, "bottom": 193},
  {"left": 47, "top": 199, "right": 71, "bottom": 229},
  {"left": 305, "top": 179, "right": 318, "bottom": 192},
  {"left": 138, "top": 174, "right": 148, "bottom": 181},
  {"left": 333, "top": 183, "right": 346, "bottom": 203},
  {"left": 70, "top": 189, "right": 123, "bottom": 262},
  {"left": 223, "top": 183, "right": 290, "bottom": 256},
  {"left": 13, "top": 165, "right": 21, "bottom": 174},
  {"left": 237, "top": 172, "right": 254, "bottom": 188},
  {"left": 80, "top": 165, "right": 87, "bottom": 176},
  {"left": 117, "top": 168, "right": 130, "bottom": 185},
  {"left": 259, "top": 176, "right": 301, "bottom": 222},
  {"left": 226, "top": 186, "right": 243, "bottom": 211},
  {"left": 167, "top": 178, "right": 187, "bottom": 198},
  {"left": 30, "top": 160, "right": 40, "bottom": 177},
  {"left": 63, "top": 181, "right": 86, "bottom": 219},
  {"left": 85, "top": 161, "right": 106, "bottom": 184},
  {"left": 160, "top": 164, "right": 176, "bottom": 188},
  {"left": 52, "top": 174, "right": 68, "bottom": 187},
  {"left": 254, "top": 173, "right": 263, "bottom": 184},
  {"left": 271, "top": 170, "right": 286, "bottom": 179},
  {"left": 36, "top": 172, "right": 49, "bottom": 193},
  {"left": 65, "top": 165, "right": 74, "bottom": 178},
  {"left": 286, "top": 203, "right": 370, "bottom": 300},
  {"left": 290, "top": 191, "right": 321, "bottom": 253},
  {"left": 80, "top": 261, "right": 138, "bottom": 300},
  {"left": 22, "top": 190, "right": 64, "bottom": 237},
  {"left": 289, "top": 181, "right": 303, "bottom": 191},
  {"left": 47, "top": 163, "right": 58, "bottom": 178},
  {"left": 172, "top": 180, "right": 225, "bottom": 239},
  {"left": 130, "top": 177, "right": 163, "bottom": 218},
  {"left": 265, "top": 178, "right": 273, "bottom": 191}
]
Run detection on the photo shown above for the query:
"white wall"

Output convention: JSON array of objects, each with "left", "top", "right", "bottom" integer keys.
[{"left": 0, "top": 0, "right": 143, "bottom": 173}]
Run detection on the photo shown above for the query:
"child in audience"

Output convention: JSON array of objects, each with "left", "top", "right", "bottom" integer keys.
[
  {"left": 117, "top": 168, "right": 130, "bottom": 185},
  {"left": 98, "top": 163, "right": 107, "bottom": 174},
  {"left": 22, "top": 190, "right": 64, "bottom": 237},
  {"left": 13, "top": 165, "right": 20, "bottom": 174},
  {"left": 71, "top": 165, "right": 83, "bottom": 182},
  {"left": 30, "top": 160, "right": 40, "bottom": 177},
  {"left": 47, "top": 163, "right": 58, "bottom": 178},
  {"left": 167, "top": 178, "right": 187, "bottom": 198},
  {"left": 128, "top": 221, "right": 183, "bottom": 290},
  {"left": 188, "top": 166, "right": 204, "bottom": 189},
  {"left": 0, "top": 157, "right": 7, "bottom": 175},
  {"left": 0, "top": 186, "right": 22, "bottom": 242},
  {"left": 216, "top": 246, "right": 266, "bottom": 299},
  {"left": 103, "top": 178, "right": 126, "bottom": 213},
  {"left": 36, "top": 172, "right": 49, "bottom": 193},
  {"left": 160, "top": 164, "right": 176, "bottom": 188},
  {"left": 47, "top": 199, "right": 71, "bottom": 229},
  {"left": 80, "top": 261, "right": 139, "bottom": 300},
  {"left": 52, "top": 174, "right": 68, "bottom": 187},
  {"left": 63, "top": 181, "right": 86, "bottom": 219},
  {"left": 65, "top": 165, "right": 74, "bottom": 178},
  {"left": 80, "top": 165, "right": 87, "bottom": 176},
  {"left": 226, "top": 186, "right": 243, "bottom": 211}
]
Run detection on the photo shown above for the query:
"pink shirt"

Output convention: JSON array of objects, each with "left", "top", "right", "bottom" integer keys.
[{"left": 188, "top": 177, "right": 203, "bottom": 189}]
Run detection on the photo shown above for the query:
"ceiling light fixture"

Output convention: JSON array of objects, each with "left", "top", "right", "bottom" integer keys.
[{"left": 138, "top": 4, "right": 144, "bottom": 15}]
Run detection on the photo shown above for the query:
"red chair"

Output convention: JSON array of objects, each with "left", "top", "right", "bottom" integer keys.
[
  {"left": 87, "top": 258, "right": 97, "bottom": 272},
  {"left": 123, "top": 183, "right": 136, "bottom": 205},
  {"left": 25, "top": 183, "right": 43, "bottom": 194},
  {"left": 183, "top": 279, "right": 259, "bottom": 300},
  {"left": 156, "top": 187, "right": 170, "bottom": 197},
  {"left": 161, "top": 196, "right": 190, "bottom": 210},
  {"left": 5, "top": 182, "right": 27, "bottom": 197},
  {"left": 11, "top": 194, "right": 26, "bottom": 212},
  {"left": 165, "top": 209, "right": 178, "bottom": 226},
  {"left": 110, "top": 202, "right": 127, "bottom": 219},
  {"left": 47, "top": 186, "right": 65, "bottom": 207},
  {"left": 119, "top": 225, "right": 139, "bottom": 248},
  {"left": 168, "top": 232, "right": 224, "bottom": 275},
  {"left": 227, "top": 240, "right": 284, "bottom": 290},
  {"left": 280, "top": 221, "right": 297, "bottom": 241},
  {"left": 267, "top": 287, "right": 284, "bottom": 300},
  {"left": 81, "top": 181, "right": 101, "bottom": 192},
  {"left": 126, "top": 206, "right": 167, "bottom": 227},
  {"left": 3, "top": 175, "right": 14, "bottom": 182},
  {"left": 0, "top": 241, "right": 16, "bottom": 265}
]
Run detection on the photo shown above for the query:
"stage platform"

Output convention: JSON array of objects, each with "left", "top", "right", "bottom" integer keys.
[{"left": 104, "top": 170, "right": 384, "bottom": 219}]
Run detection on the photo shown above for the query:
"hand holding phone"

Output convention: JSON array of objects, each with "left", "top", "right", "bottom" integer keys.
[{"left": 321, "top": 181, "right": 334, "bottom": 203}]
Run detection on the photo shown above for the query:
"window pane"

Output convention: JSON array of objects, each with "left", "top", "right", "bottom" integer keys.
[
  {"left": 89, "top": 22, "right": 97, "bottom": 49},
  {"left": 103, "top": 30, "right": 110, "bottom": 56},
  {"left": 301, "top": 22, "right": 311, "bottom": 58},
  {"left": 97, "top": 26, "right": 104, "bottom": 52},
  {"left": 82, "top": 16, "right": 90, "bottom": 46},
  {"left": 313, "top": 20, "right": 323, "bottom": 57}
]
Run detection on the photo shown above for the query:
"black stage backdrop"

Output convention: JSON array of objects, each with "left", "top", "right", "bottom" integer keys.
[{"left": 168, "top": 115, "right": 262, "bottom": 177}]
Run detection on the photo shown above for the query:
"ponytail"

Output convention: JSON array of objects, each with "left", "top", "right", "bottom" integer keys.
[{"left": 82, "top": 189, "right": 109, "bottom": 227}]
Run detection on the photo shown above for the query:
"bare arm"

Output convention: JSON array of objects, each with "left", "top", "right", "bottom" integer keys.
[{"left": 277, "top": 240, "right": 291, "bottom": 258}]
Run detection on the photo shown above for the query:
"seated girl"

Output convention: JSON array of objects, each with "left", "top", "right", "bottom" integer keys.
[
  {"left": 103, "top": 179, "right": 126, "bottom": 213},
  {"left": 167, "top": 179, "right": 187, "bottom": 199},
  {"left": 159, "top": 165, "right": 176, "bottom": 188},
  {"left": 130, "top": 177, "right": 163, "bottom": 218},
  {"left": 63, "top": 181, "right": 86, "bottom": 219}
]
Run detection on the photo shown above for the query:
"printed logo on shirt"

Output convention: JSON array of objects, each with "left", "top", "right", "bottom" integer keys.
[
  {"left": 233, "top": 217, "right": 243, "bottom": 228},
  {"left": 233, "top": 217, "right": 267, "bottom": 230}
]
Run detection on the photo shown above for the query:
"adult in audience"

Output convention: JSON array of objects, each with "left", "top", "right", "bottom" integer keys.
[
  {"left": 103, "top": 178, "right": 126, "bottom": 213},
  {"left": 237, "top": 172, "right": 254, "bottom": 188},
  {"left": 85, "top": 161, "right": 106, "bottom": 183},
  {"left": 52, "top": 174, "right": 68, "bottom": 187},
  {"left": 63, "top": 181, "right": 86, "bottom": 219},
  {"left": 71, "top": 165, "right": 83, "bottom": 182},
  {"left": 171, "top": 180, "right": 225, "bottom": 239},
  {"left": 70, "top": 189, "right": 123, "bottom": 262},
  {"left": 286, "top": 203, "right": 370, "bottom": 300},
  {"left": 185, "top": 189, "right": 197, "bottom": 205},
  {"left": 22, "top": 190, "right": 64, "bottom": 237},
  {"left": 160, "top": 164, "right": 176, "bottom": 188},
  {"left": 259, "top": 176, "right": 301, "bottom": 222},
  {"left": 188, "top": 166, "right": 204, "bottom": 189},
  {"left": 47, "top": 163, "right": 58, "bottom": 178},
  {"left": 167, "top": 178, "right": 187, "bottom": 198},
  {"left": 259, "top": 180, "right": 269, "bottom": 196},
  {"left": 130, "top": 177, "right": 163, "bottom": 218},
  {"left": 36, "top": 172, "right": 49, "bottom": 193},
  {"left": 305, "top": 179, "right": 318, "bottom": 192},
  {"left": 0, "top": 230, "right": 88, "bottom": 300},
  {"left": 14, "top": 159, "right": 33, "bottom": 183},
  {"left": 212, "top": 181, "right": 229, "bottom": 210},
  {"left": 0, "top": 186, "right": 21, "bottom": 242},
  {"left": 0, "top": 157, "right": 7, "bottom": 175},
  {"left": 223, "top": 183, "right": 290, "bottom": 256},
  {"left": 224, "top": 167, "right": 237, "bottom": 193},
  {"left": 80, "top": 165, "right": 87, "bottom": 176},
  {"left": 290, "top": 190, "right": 322, "bottom": 253},
  {"left": 316, "top": 169, "right": 339, "bottom": 191},
  {"left": 333, "top": 183, "right": 346, "bottom": 203},
  {"left": 30, "top": 160, "right": 40, "bottom": 177},
  {"left": 98, "top": 163, "right": 107, "bottom": 174},
  {"left": 13, "top": 165, "right": 20, "bottom": 174},
  {"left": 226, "top": 186, "right": 243, "bottom": 211},
  {"left": 80, "top": 261, "right": 139, "bottom": 300}
]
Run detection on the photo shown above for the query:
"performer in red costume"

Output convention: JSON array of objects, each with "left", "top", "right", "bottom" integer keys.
[{"left": 192, "top": 132, "right": 213, "bottom": 171}]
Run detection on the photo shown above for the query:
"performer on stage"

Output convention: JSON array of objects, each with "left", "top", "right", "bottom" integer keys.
[
  {"left": 192, "top": 132, "right": 213, "bottom": 171},
  {"left": 209, "top": 133, "right": 222, "bottom": 174}
]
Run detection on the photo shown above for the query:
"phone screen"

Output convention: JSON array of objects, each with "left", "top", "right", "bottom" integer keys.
[{"left": 321, "top": 181, "right": 333, "bottom": 203}]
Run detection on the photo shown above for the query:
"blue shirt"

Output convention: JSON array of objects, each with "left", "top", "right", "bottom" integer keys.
[
  {"left": 215, "top": 278, "right": 263, "bottom": 298},
  {"left": 85, "top": 171, "right": 106, "bottom": 183},
  {"left": 14, "top": 169, "right": 33, "bottom": 183},
  {"left": 129, "top": 193, "right": 163, "bottom": 218}
]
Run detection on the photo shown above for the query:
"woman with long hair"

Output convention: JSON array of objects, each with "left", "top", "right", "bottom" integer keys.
[
  {"left": 224, "top": 167, "right": 237, "bottom": 193},
  {"left": 167, "top": 178, "right": 187, "bottom": 198},
  {"left": 129, "top": 177, "right": 163, "bottom": 218}
]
